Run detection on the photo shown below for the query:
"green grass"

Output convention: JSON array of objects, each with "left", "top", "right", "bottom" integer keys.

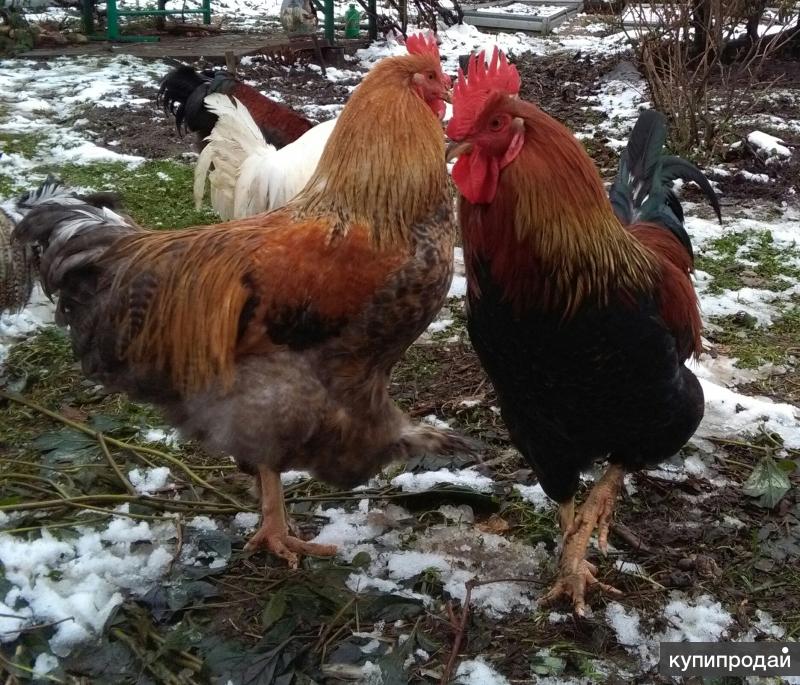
[
  {"left": 33, "top": 160, "right": 219, "bottom": 229},
  {"left": 711, "top": 304, "right": 800, "bottom": 368},
  {"left": 1, "top": 327, "right": 162, "bottom": 447},
  {"left": 696, "top": 230, "right": 800, "bottom": 294},
  {"left": 0, "top": 131, "right": 42, "bottom": 158}
]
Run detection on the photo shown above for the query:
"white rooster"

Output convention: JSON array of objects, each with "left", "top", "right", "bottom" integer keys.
[{"left": 193, "top": 94, "right": 337, "bottom": 220}]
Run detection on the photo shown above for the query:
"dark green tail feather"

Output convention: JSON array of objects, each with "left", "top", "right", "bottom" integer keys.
[{"left": 609, "top": 110, "right": 722, "bottom": 260}]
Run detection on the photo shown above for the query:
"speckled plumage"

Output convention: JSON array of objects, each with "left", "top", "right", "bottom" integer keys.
[
  {"left": 0, "top": 209, "right": 35, "bottom": 314},
  {"left": 14, "top": 51, "right": 475, "bottom": 494}
]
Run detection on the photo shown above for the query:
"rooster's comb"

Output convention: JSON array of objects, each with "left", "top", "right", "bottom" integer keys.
[
  {"left": 447, "top": 47, "right": 520, "bottom": 139},
  {"left": 405, "top": 31, "right": 440, "bottom": 60}
]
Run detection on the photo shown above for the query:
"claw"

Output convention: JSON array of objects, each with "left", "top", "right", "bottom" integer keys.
[
  {"left": 540, "top": 560, "right": 622, "bottom": 617},
  {"left": 248, "top": 465, "right": 337, "bottom": 568},
  {"left": 246, "top": 528, "right": 337, "bottom": 569}
]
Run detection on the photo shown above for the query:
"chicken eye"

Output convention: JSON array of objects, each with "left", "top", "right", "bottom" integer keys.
[
  {"left": 428, "top": 72, "right": 436, "bottom": 80},
  {"left": 489, "top": 117, "right": 504, "bottom": 132}
]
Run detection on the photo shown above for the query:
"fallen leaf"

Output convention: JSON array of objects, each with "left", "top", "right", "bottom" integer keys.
[
  {"left": 476, "top": 514, "right": 510, "bottom": 534},
  {"left": 743, "top": 456, "right": 791, "bottom": 508},
  {"left": 60, "top": 404, "right": 89, "bottom": 422}
]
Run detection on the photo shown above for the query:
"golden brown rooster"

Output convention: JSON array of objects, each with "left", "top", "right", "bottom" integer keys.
[{"left": 14, "top": 34, "right": 475, "bottom": 568}]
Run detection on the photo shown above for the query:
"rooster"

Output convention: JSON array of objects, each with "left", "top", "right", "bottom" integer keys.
[
  {"left": 14, "top": 34, "right": 471, "bottom": 568},
  {"left": 193, "top": 96, "right": 337, "bottom": 220},
  {"left": 446, "top": 49, "right": 721, "bottom": 614},
  {"left": 157, "top": 66, "right": 313, "bottom": 151}
]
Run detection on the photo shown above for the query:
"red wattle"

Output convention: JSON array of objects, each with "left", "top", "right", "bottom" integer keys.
[{"left": 452, "top": 150, "right": 499, "bottom": 205}]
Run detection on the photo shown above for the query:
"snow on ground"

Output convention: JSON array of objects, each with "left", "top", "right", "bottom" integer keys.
[
  {"left": 1, "top": 7, "right": 799, "bottom": 679},
  {"left": 687, "top": 208, "right": 800, "bottom": 326},
  {"left": 748, "top": 130, "right": 793, "bottom": 161},
  {"left": 0, "top": 506, "right": 177, "bottom": 656},
  {"left": 456, "top": 657, "right": 511, "bottom": 684},
  {"left": 606, "top": 594, "right": 736, "bottom": 669},
  {"left": 128, "top": 466, "right": 172, "bottom": 494},
  {"left": 315, "top": 499, "right": 549, "bottom": 617},
  {"left": 0, "top": 285, "right": 54, "bottom": 367},
  {"left": 0, "top": 56, "right": 166, "bottom": 192},
  {"left": 472, "top": 3, "right": 566, "bottom": 17}
]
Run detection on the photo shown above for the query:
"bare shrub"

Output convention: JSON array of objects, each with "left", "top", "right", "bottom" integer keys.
[{"left": 625, "top": 0, "right": 799, "bottom": 158}]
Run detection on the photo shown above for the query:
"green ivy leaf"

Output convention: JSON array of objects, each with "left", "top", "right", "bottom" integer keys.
[{"left": 743, "top": 456, "right": 792, "bottom": 508}]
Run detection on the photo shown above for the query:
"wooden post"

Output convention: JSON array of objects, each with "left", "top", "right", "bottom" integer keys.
[
  {"left": 324, "top": 0, "right": 335, "bottom": 43},
  {"left": 155, "top": 0, "right": 166, "bottom": 30},
  {"left": 368, "top": 0, "right": 376, "bottom": 39},
  {"left": 82, "top": 0, "right": 94, "bottom": 35},
  {"left": 225, "top": 50, "right": 237, "bottom": 73},
  {"left": 202, "top": 0, "right": 211, "bottom": 25}
]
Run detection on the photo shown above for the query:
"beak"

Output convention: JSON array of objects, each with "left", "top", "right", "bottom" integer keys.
[
  {"left": 511, "top": 116, "right": 524, "bottom": 133},
  {"left": 440, "top": 89, "right": 452, "bottom": 103},
  {"left": 446, "top": 140, "right": 472, "bottom": 163}
]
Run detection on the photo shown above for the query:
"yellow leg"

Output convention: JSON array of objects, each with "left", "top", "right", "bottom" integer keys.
[
  {"left": 558, "top": 499, "right": 575, "bottom": 535},
  {"left": 541, "top": 465, "right": 625, "bottom": 615},
  {"left": 245, "top": 466, "right": 337, "bottom": 568}
]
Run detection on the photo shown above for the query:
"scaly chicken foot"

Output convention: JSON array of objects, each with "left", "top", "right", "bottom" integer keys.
[
  {"left": 245, "top": 466, "right": 337, "bottom": 569},
  {"left": 541, "top": 464, "right": 626, "bottom": 615}
]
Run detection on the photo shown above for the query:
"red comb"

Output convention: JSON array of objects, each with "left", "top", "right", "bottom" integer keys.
[
  {"left": 405, "top": 31, "right": 440, "bottom": 60},
  {"left": 447, "top": 47, "right": 520, "bottom": 139}
]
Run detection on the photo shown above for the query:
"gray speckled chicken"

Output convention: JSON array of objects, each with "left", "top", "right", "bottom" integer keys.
[
  {"left": 14, "top": 35, "right": 477, "bottom": 568},
  {"left": 0, "top": 208, "right": 35, "bottom": 314}
]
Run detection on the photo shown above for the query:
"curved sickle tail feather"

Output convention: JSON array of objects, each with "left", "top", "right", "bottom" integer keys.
[
  {"left": 193, "top": 94, "right": 278, "bottom": 220},
  {"left": 157, "top": 65, "right": 214, "bottom": 136},
  {"left": 609, "top": 109, "right": 722, "bottom": 259},
  {"left": 13, "top": 178, "right": 140, "bottom": 328}
]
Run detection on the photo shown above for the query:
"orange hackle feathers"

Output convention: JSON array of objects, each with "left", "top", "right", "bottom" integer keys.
[
  {"left": 292, "top": 48, "right": 449, "bottom": 249},
  {"left": 105, "top": 49, "right": 452, "bottom": 395},
  {"left": 447, "top": 47, "right": 520, "bottom": 140}
]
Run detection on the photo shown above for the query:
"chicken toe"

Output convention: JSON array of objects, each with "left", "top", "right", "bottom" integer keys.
[
  {"left": 543, "top": 464, "right": 625, "bottom": 614},
  {"left": 245, "top": 466, "right": 337, "bottom": 568},
  {"left": 540, "top": 560, "right": 621, "bottom": 617}
]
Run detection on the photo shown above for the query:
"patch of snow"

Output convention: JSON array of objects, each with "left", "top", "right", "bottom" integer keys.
[
  {"left": 661, "top": 594, "right": 733, "bottom": 642},
  {"left": 473, "top": 3, "right": 565, "bottom": 17},
  {"left": 318, "top": 499, "right": 549, "bottom": 617},
  {"left": 0, "top": 285, "right": 55, "bottom": 367},
  {"left": 0, "top": 505, "right": 176, "bottom": 656},
  {"left": 695, "top": 377, "right": 800, "bottom": 448},
  {"left": 448, "top": 275, "right": 468, "bottom": 299},
  {"left": 586, "top": 60, "right": 649, "bottom": 146},
  {"left": 456, "top": 658, "right": 510, "bottom": 685},
  {"left": 281, "top": 470, "right": 311, "bottom": 485},
  {"left": 606, "top": 601, "right": 643, "bottom": 646},
  {"left": 127, "top": 467, "right": 171, "bottom": 495},
  {"left": 233, "top": 512, "right": 260, "bottom": 530},
  {"left": 391, "top": 467, "right": 494, "bottom": 493},
  {"left": 421, "top": 413, "right": 451, "bottom": 429},
  {"left": 722, "top": 514, "right": 746, "bottom": 529},
  {"left": 33, "top": 653, "right": 59, "bottom": 677},
  {"left": 748, "top": 130, "right": 792, "bottom": 160},
  {"left": 386, "top": 551, "right": 451, "bottom": 579},
  {"left": 614, "top": 560, "right": 644, "bottom": 575},
  {"left": 187, "top": 516, "right": 219, "bottom": 531},
  {"left": 140, "top": 428, "right": 182, "bottom": 449},
  {"left": 427, "top": 318, "right": 454, "bottom": 334},
  {"left": 514, "top": 483, "right": 551, "bottom": 510}
]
